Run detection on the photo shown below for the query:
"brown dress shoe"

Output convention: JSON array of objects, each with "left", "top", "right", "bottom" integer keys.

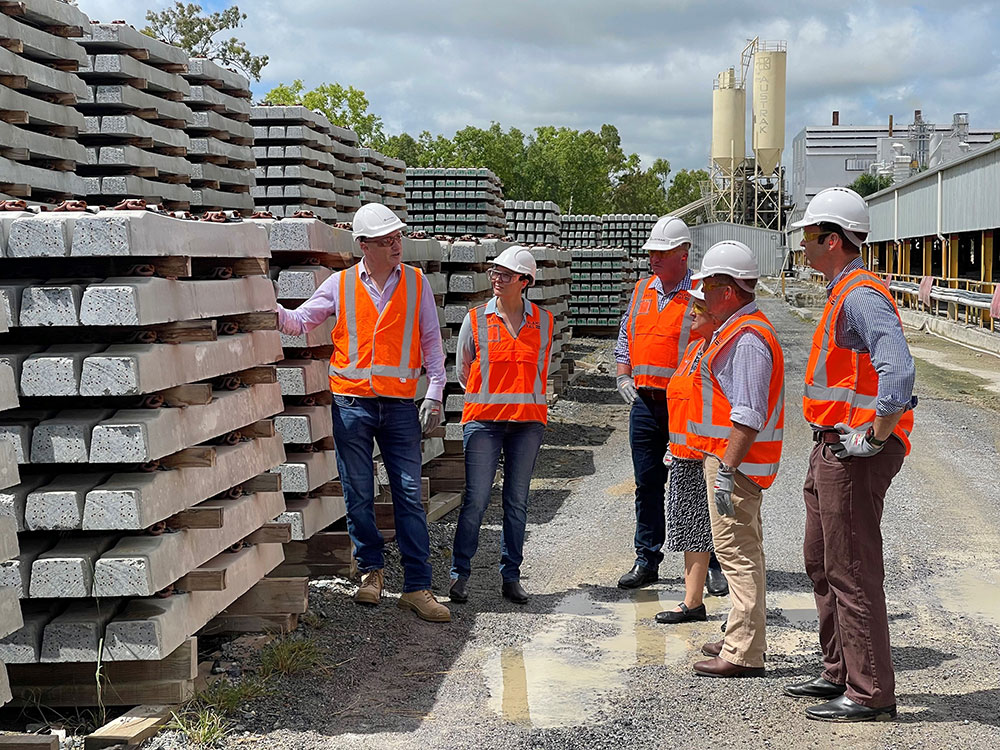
[
  {"left": 398, "top": 589, "right": 451, "bottom": 622},
  {"left": 354, "top": 569, "right": 384, "bottom": 605},
  {"left": 702, "top": 639, "right": 724, "bottom": 657},
  {"left": 693, "top": 656, "right": 765, "bottom": 678}
]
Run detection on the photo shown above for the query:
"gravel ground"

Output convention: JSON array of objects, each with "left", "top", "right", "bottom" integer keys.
[{"left": 145, "top": 295, "right": 1000, "bottom": 750}]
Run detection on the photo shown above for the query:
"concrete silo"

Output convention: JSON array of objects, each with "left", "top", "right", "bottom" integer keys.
[
  {"left": 750, "top": 40, "right": 787, "bottom": 230},
  {"left": 711, "top": 68, "right": 747, "bottom": 223}
]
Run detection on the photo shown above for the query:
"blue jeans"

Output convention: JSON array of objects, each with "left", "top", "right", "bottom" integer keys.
[
  {"left": 451, "top": 420, "right": 545, "bottom": 583},
  {"left": 331, "top": 395, "right": 432, "bottom": 592},
  {"left": 629, "top": 390, "right": 670, "bottom": 570}
]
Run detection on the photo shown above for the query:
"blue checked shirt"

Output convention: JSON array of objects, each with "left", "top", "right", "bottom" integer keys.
[
  {"left": 614, "top": 271, "right": 694, "bottom": 366},
  {"left": 711, "top": 301, "right": 774, "bottom": 431},
  {"left": 827, "top": 257, "right": 916, "bottom": 416}
]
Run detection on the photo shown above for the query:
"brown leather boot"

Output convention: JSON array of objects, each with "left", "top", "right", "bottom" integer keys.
[
  {"left": 354, "top": 569, "right": 384, "bottom": 605},
  {"left": 702, "top": 639, "right": 724, "bottom": 657},
  {"left": 397, "top": 589, "right": 451, "bottom": 622}
]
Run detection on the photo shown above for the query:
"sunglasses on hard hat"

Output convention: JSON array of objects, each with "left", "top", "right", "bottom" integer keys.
[{"left": 692, "top": 300, "right": 708, "bottom": 314}]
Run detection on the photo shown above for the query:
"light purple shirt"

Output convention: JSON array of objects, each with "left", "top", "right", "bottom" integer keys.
[{"left": 276, "top": 259, "right": 447, "bottom": 402}]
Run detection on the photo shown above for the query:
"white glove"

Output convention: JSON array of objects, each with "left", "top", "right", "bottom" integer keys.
[
  {"left": 419, "top": 399, "right": 442, "bottom": 435},
  {"left": 616, "top": 374, "right": 638, "bottom": 405},
  {"left": 830, "top": 422, "right": 885, "bottom": 458},
  {"left": 713, "top": 466, "right": 736, "bottom": 517}
]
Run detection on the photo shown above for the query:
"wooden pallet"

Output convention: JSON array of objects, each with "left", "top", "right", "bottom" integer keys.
[{"left": 5, "top": 638, "right": 197, "bottom": 707}]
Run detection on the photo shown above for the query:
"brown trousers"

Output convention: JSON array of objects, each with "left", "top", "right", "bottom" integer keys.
[
  {"left": 705, "top": 454, "right": 766, "bottom": 668},
  {"left": 803, "top": 437, "right": 905, "bottom": 708}
]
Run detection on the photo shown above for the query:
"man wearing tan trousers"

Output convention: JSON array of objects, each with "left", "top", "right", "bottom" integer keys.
[{"left": 684, "top": 241, "right": 785, "bottom": 677}]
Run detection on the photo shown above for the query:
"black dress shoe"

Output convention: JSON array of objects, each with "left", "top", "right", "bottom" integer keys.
[
  {"left": 706, "top": 567, "right": 729, "bottom": 597},
  {"left": 806, "top": 695, "right": 896, "bottom": 722},
  {"left": 501, "top": 580, "right": 529, "bottom": 604},
  {"left": 655, "top": 602, "right": 707, "bottom": 624},
  {"left": 784, "top": 676, "right": 847, "bottom": 699},
  {"left": 449, "top": 576, "right": 469, "bottom": 603},
  {"left": 617, "top": 564, "right": 658, "bottom": 589}
]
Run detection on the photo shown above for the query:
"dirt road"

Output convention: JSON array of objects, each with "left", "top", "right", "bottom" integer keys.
[{"left": 184, "top": 294, "right": 1000, "bottom": 750}]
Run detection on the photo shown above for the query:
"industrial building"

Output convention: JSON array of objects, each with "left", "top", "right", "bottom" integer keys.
[{"left": 790, "top": 111, "right": 999, "bottom": 210}]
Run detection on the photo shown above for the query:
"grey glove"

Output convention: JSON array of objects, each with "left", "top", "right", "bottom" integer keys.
[
  {"left": 713, "top": 466, "right": 736, "bottom": 517},
  {"left": 616, "top": 374, "right": 638, "bottom": 405},
  {"left": 830, "top": 422, "right": 884, "bottom": 458},
  {"left": 419, "top": 398, "right": 442, "bottom": 435}
]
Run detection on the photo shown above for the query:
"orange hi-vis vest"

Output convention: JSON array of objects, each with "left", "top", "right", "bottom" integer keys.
[
  {"left": 462, "top": 300, "right": 554, "bottom": 425},
  {"left": 328, "top": 263, "right": 424, "bottom": 398},
  {"left": 666, "top": 339, "right": 707, "bottom": 461},
  {"left": 803, "top": 268, "right": 914, "bottom": 454},
  {"left": 625, "top": 277, "right": 695, "bottom": 390},
  {"left": 687, "top": 310, "right": 785, "bottom": 489}
]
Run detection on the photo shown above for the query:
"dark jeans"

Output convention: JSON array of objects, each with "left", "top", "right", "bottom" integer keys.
[
  {"left": 331, "top": 394, "right": 432, "bottom": 592},
  {"left": 629, "top": 389, "right": 669, "bottom": 570},
  {"left": 803, "top": 437, "right": 906, "bottom": 708},
  {"left": 451, "top": 420, "right": 545, "bottom": 582}
]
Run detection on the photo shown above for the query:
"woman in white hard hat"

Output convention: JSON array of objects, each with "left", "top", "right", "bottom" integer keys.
[{"left": 449, "top": 245, "right": 554, "bottom": 605}]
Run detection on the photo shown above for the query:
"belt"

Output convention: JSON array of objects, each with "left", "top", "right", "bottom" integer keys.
[
  {"left": 638, "top": 387, "right": 667, "bottom": 401},
  {"left": 812, "top": 429, "right": 841, "bottom": 444}
]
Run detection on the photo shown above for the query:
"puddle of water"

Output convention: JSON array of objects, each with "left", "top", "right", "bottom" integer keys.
[
  {"left": 937, "top": 568, "right": 1000, "bottom": 624},
  {"left": 770, "top": 592, "right": 818, "bottom": 628},
  {"left": 484, "top": 589, "right": 723, "bottom": 728},
  {"left": 909, "top": 344, "right": 1000, "bottom": 396}
]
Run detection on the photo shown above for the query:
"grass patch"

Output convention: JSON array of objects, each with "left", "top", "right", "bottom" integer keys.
[
  {"left": 194, "top": 675, "right": 273, "bottom": 715},
  {"left": 169, "top": 708, "right": 230, "bottom": 747},
  {"left": 259, "top": 635, "right": 322, "bottom": 676}
]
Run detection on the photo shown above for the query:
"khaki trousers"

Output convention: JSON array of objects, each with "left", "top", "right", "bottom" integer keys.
[{"left": 704, "top": 454, "right": 766, "bottom": 668}]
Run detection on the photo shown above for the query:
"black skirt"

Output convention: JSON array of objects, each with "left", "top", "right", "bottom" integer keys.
[{"left": 665, "top": 456, "right": 714, "bottom": 553}]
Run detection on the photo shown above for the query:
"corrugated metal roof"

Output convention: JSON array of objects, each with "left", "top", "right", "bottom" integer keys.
[{"left": 867, "top": 137, "right": 1000, "bottom": 240}]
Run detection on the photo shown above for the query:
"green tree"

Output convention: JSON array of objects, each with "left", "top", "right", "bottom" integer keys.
[
  {"left": 666, "top": 168, "right": 710, "bottom": 212},
  {"left": 142, "top": 2, "right": 268, "bottom": 81},
  {"left": 848, "top": 173, "right": 892, "bottom": 197},
  {"left": 264, "top": 80, "right": 386, "bottom": 148},
  {"left": 611, "top": 156, "right": 672, "bottom": 214}
]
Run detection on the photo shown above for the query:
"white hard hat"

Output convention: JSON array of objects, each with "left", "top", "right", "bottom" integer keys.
[
  {"left": 789, "top": 187, "right": 870, "bottom": 246},
  {"left": 643, "top": 215, "right": 691, "bottom": 252},
  {"left": 492, "top": 245, "right": 537, "bottom": 285},
  {"left": 691, "top": 240, "right": 759, "bottom": 281},
  {"left": 689, "top": 286, "right": 705, "bottom": 301},
  {"left": 353, "top": 202, "right": 406, "bottom": 240}
]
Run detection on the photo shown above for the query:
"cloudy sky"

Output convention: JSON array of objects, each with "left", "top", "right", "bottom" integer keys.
[{"left": 76, "top": 0, "right": 1000, "bottom": 173}]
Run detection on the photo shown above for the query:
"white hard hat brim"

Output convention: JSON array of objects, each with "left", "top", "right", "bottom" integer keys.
[
  {"left": 689, "top": 287, "right": 706, "bottom": 301},
  {"left": 788, "top": 217, "right": 812, "bottom": 230},
  {"left": 358, "top": 216, "right": 406, "bottom": 240}
]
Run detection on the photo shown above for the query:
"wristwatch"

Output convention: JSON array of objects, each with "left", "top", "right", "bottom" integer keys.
[{"left": 865, "top": 427, "right": 886, "bottom": 447}]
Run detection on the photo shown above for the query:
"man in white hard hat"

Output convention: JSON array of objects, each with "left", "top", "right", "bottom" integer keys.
[
  {"left": 785, "top": 187, "right": 915, "bottom": 721},
  {"left": 449, "top": 246, "right": 553, "bottom": 605},
  {"left": 615, "top": 216, "right": 728, "bottom": 595},
  {"left": 275, "top": 202, "right": 450, "bottom": 623},
  {"left": 685, "top": 240, "right": 785, "bottom": 679}
]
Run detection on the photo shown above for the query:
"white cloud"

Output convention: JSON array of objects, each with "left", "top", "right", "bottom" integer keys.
[{"left": 75, "top": 0, "right": 1000, "bottom": 174}]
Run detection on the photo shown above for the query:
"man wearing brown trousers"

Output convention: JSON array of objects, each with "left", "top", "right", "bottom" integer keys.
[{"left": 788, "top": 187, "right": 916, "bottom": 722}]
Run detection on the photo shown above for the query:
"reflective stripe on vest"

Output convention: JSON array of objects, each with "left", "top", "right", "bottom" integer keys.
[
  {"left": 626, "top": 277, "right": 695, "bottom": 387},
  {"left": 328, "top": 263, "right": 423, "bottom": 397},
  {"left": 803, "top": 269, "right": 913, "bottom": 453},
  {"left": 462, "top": 302, "right": 553, "bottom": 423},
  {"left": 687, "top": 312, "right": 785, "bottom": 489},
  {"left": 666, "top": 339, "right": 705, "bottom": 460}
]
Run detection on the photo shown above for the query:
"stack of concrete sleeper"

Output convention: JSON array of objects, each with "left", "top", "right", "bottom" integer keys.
[
  {"left": 569, "top": 247, "right": 636, "bottom": 331},
  {"left": 0, "top": 303, "right": 22, "bottom": 705},
  {"left": 503, "top": 200, "right": 561, "bottom": 245},
  {"left": 561, "top": 214, "right": 602, "bottom": 248},
  {"left": 601, "top": 213, "right": 657, "bottom": 273},
  {"left": 182, "top": 57, "right": 255, "bottom": 214},
  {"left": 405, "top": 167, "right": 506, "bottom": 237},
  {"left": 381, "top": 153, "right": 407, "bottom": 220},
  {"left": 75, "top": 21, "right": 194, "bottom": 209},
  {"left": 0, "top": 209, "right": 289, "bottom": 681},
  {"left": 0, "top": 0, "right": 89, "bottom": 203}
]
